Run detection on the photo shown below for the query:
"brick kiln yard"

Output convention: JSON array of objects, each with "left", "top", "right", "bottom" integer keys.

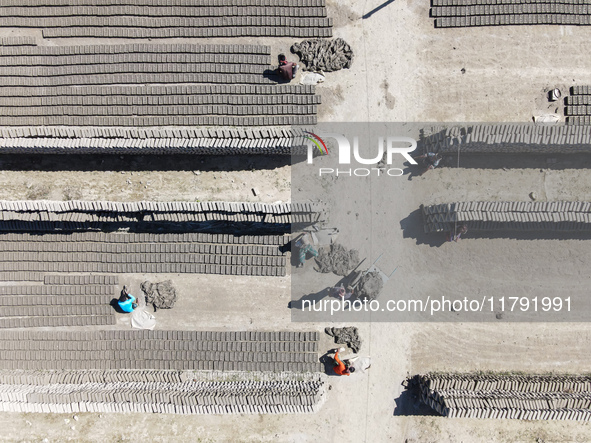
[{"left": 0, "top": 0, "right": 590, "bottom": 442}]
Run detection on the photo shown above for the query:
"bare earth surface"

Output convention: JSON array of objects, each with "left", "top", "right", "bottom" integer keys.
[{"left": 1, "top": 0, "right": 591, "bottom": 442}]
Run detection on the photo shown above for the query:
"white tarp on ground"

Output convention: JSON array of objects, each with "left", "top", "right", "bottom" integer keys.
[
  {"left": 351, "top": 357, "right": 372, "bottom": 374},
  {"left": 300, "top": 72, "right": 325, "bottom": 85},
  {"left": 131, "top": 307, "right": 156, "bottom": 330},
  {"left": 533, "top": 114, "right": 560, "bottom": 125}
]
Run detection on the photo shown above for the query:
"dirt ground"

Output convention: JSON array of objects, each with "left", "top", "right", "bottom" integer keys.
[{"left": 1, "top": 0, "right": 591, "bottom": 442}]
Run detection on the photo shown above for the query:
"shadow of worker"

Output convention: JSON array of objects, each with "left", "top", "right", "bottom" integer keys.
[{"left": 288, "top": 288, "right": 330, "bottom": 310}]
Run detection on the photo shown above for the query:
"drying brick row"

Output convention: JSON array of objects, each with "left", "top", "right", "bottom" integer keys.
[
  {"left": 433, "top": 0, "right": 591, "bottom": 5},
  {"left": 0, "top": 231, "right": 288, "bottom": 244},
  {"left": 0, "top": 272, "right": 42, "bottom": 282},
  {"left": 43, "top": 26, "right": 331, "bottom": 39},
  {"left": 0, "top": 314, "right": 115, "bottom": 329},
  {"left": 0, "top": 263, "right": 287, "bottom": 277},
  {"left": 0, "top": 124, "right": 318, "bottom": 154},
  {"left": 435, "top": 13, "right": 591, "bottom": 26},
  {"left": 432, "top": 4, "right": 591, "bottom": 15},
  {"left": 0, "top": 95, "right": 320, "bottom": 106},
  {"left": 0, "top": 6, "right": 327, "bottom": 17},
  {"left": 0, "top": 42, "right": 320, "bottom": 127},
  {"left": 0, "top": 329, "right": 320, "bottom": 342},
  {"left": 43, "top": 274, "right": 118, "bottom": 285},
  {"left": 0, "top": 370, "right": 326, "bottom": 415},
  {"left": 0, "top": 104, "right": 316, "bottom": 117},
  {"left": 0, "top": 115, "right": 316, "bottom": 127},
  {"left": 0, "top": 43, "right": 271, "bottom": 56},
  {"left": 0, "top": 304, "right": 112, "bottom": 317},
  {"left": 0, "top": 284, "right": 114, "bottom": 295},
  {"left": 0, "top": 329, "right": 322, "bottom": 372},
  {"left": 0, "top": 295, "right": 111, "bottom": 306},
  {"left": 422, "top": 200, "right": 591, "bottom": 233},
  {"left": 419, "top": 373, "right": 591, "bottom": 420},
  {"left": 419, "top": 124, "right": 591, "bottom": 155},
  {"left": 0, "top": 243, "right": 284, "bottom": 257},
  {"left": 0, "top": 339, "right": 318, "bottom": 353},
  {"left": 1, "top": 16, "right": 331, "bottom": 28},
  {"left": 0, "top": 0, "right": 326, "bottom": 5},
  {"left": 0, "top": 36, "right": 36, "bottom": 46},
  {"left": 0, "top": 85, "right": 315, "bottom": 98}
]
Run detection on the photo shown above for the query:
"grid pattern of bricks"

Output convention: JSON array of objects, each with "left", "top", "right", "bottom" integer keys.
[
  {"left": 43, "top": 274, "right": 118, "bottom": 285},
  {"left": 0, "top": 272, "right": 43, "bottom": 281},
  {"left": 419, "top": 373, "right": 591, "bottom": 420},
  {"left": 0, "top": 124, "right": 316, "bottom": 155},
  {"left": 0, "top": 1, "right": 331, "bottom": 39},
  {"left": 0, "top": 36, "right": 36, "bottom": 46},
  {"left": 0, "top": 304, "right": 112, "bottom": 317},
  {"left": 0, "top": 275, "right": 116, "bottom": 327},
  {"left": 0, "top": 44, "right": 319, "bottom": 127},
  {"left": 0, "top": 232, "right": 288, "bottom": 276},
  {"left": 0, "top": 370, "right": 327, "bottom": 415},
  {"left": 0, "top": 295, "right": 110, "bottom": 306},
  {"left": 0, "top": 314, "right": 114, "bottom": 328},
  {"left": 431, "top": 0, "right": 591, "bottom": 27},
  {"left": 0, "top": 285, "right": 114, "bottom": 295},
  {"left": 419, "top": 124, "right": 591, "bottom": 155},
  {"left": 0, "top": 330, "right": 323, "bottom": 372},
  {"left": 422, "top": 201, "right": 591, "bottom": 233},
  {"left": 565, "top": 86, "right": 591, "bottom": 124}
]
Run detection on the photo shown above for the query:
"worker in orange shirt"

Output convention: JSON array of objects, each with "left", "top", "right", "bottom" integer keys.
[{"left": 332, "top": 347, "right": 355, "bottom": 376}]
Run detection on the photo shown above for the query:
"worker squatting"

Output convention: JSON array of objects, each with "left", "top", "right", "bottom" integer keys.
[{"left": 318, "top": 168, "right": 404, "bottom": 176}]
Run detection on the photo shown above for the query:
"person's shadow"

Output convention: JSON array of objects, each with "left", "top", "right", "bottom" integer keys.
[
  {"left": 110, "top": 298, "right": 127, "bottom": 313},
  {"left": 289, "top": 273, "right": 359, "bottom": 309},
  {"left": 393, "top": 376, "right": 439, "bottom": 416},
  {"left": 288, "top": 288, "right": 329, "bottom": 309},
  {"left": 319, "top": 350, "right": 342, "bottom": 376},
  {"left": 402, "top": 159, "right": 425, "bottom": 181}
]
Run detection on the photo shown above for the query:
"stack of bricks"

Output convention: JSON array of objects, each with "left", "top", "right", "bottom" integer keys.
[
  {"left": 0, "top": 43, "right": 320, "bottom": 127},
  {"left": 431, "top": 0, "right": 591, "bottom": 28},
  {"left": 565, "top": 86, "right": 591, "bottom": 125},
  {"left": 0, "top": 232, "right": 289, "bottom": 276},
  {"left": 418, "top": 373, "right": 591, "bottom": 420},
  {"left": 0, "top": 274, "right": 117, "bottom": 328},
  {"left": 0, "top": 200, "right": 322, "bottom": 228},
  {"left": 0, "top": 125, "right": 313, "bottom": 155},
  {"left": 0, "top": 370, "right": 327, "bottom": 415},
  {"left": 422, "top": 201, "right": 591, "bottom": 233},
  {"left": 419, "top": 124, "right": 591, "bottom": 155},
  {"left": 0, "top": 36, "right": 36, "bottom": 46},
  {"left": 0, "top": 329, "right": 324, "bottom": 372},
  {"left": 0, "top": 0, "right": 332, "bottom": 39}
]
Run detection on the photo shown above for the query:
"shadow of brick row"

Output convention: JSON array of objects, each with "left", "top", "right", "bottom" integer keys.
[
  {"left": 431, "top": 1, "right": 591, "bottom": 27},
  {"left": 0, "top": 200, "right": 321, "bottom": 226},
  {"left": 422, "top": 201, "right": 591, "bottom": 235},
  {"left": 0, "top": 199, "right": 323, "bottom": 234},
  {"left": 0, "top": 370, "right": 327, "bottom": 415},
  {"left": 419, "top": 124, "right": 591, "bottom": 156},
  {"left": 418, "top": 373, "right": 591, "bottom": 420},
  {"left": 0, "top": 44, "right": 320, "bottom": 127}
]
